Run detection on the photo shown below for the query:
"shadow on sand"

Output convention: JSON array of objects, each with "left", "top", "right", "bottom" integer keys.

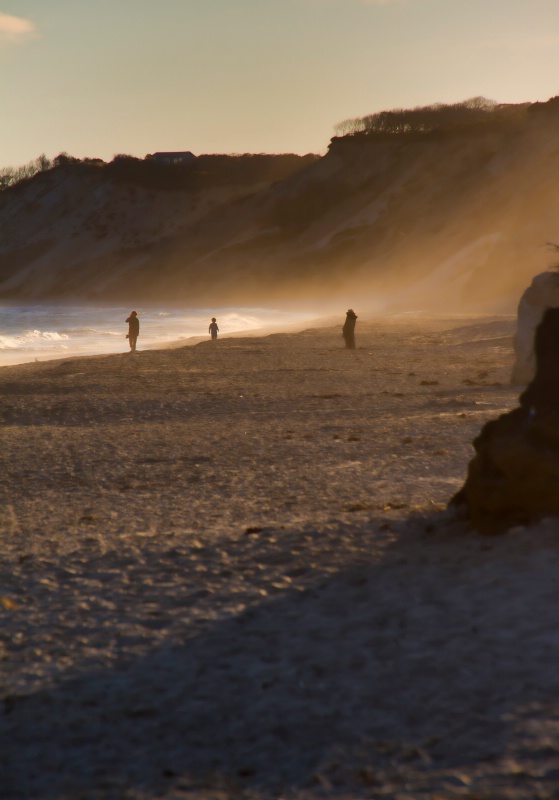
[{"left": 4, "top": 513, "right": 559, "bottom": 798}]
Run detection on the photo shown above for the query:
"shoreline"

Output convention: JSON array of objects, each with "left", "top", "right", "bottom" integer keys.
[
  {"left": 0, "top": 309, "right": 516, "bottom": 370},
  {"left": 0, "top": 318, "right": 326, "bottom": 369},
  {"left": 0, "top": 317, "right": 326, "bottom": 370}
]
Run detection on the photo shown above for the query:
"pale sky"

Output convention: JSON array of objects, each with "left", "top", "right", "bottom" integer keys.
[{"left": 2, "top": 0, "right": 559, "bottom": 167}]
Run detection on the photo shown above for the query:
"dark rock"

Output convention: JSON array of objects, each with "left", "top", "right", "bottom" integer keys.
[{"left": 452, "top": 308, "right": 559, "bottom": 534}]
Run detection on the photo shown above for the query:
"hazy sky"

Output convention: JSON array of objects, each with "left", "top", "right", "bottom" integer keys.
[{"left": 2, "top": 0, "right": 559, "bottom": 167}]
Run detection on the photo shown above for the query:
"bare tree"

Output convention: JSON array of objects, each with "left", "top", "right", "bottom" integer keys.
[
  {"left": 334, "top": 97, "right": 501, "bottom": 139},
  {"left": 0, "top": 153, "right": 54, "bottom": 191}
]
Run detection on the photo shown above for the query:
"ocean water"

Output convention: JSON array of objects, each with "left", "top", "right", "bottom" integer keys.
[{"left": 0, "top": 305, "right": 316, "bottom": 367}]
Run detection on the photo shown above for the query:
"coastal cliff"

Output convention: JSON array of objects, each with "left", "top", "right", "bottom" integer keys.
[{"left": 2, "top": 99, "right": 559, "bottom": 309}]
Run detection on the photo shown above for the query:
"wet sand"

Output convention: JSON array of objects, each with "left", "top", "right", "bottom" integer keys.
[{"left": 3, "top": 315, "right": 559, "bottom": 799}]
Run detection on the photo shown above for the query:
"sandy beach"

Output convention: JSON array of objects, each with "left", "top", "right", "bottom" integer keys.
[{"left": 4, "top": 314, "right": 559, "bottom": 799}]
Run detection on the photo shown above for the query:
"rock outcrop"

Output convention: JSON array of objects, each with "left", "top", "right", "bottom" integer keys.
[
  {"left": 511, "top": 270, "right": 559, "bottom": 385},
  {"left": 453, "top": 307, "right": 559, "bottom": 533}
]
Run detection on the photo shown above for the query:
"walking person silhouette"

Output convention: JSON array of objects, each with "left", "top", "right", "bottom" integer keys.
[
  {"left": 125, "top": 310, "right": 139, "bottom": 352},
  {"left": 209, "top": 317, "right": 219, "bottom": 341}
]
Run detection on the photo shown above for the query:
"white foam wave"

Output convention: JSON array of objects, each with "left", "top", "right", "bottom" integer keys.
[
  {"left": 0, "top": 329, "right": 69, "bottom": 350},
  {"left": 64, "top": 328, "right": 121, "bottom": 337}
]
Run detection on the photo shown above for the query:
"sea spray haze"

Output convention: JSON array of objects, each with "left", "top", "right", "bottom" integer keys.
[{"left": 2, "top": 98, "right": 559, "bottom": 312}]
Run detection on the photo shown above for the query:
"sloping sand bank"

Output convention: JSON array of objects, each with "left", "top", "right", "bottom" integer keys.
[{"left": 4, "top": 315, "right": 559, "bottom": 799}]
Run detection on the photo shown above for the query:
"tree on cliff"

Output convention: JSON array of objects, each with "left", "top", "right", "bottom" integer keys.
[
  {"left": 0, "top": 153, "right": 52, "bottom": 190},
  {"left": 334, "top": 97, "right": 502, "bottom": 138}
]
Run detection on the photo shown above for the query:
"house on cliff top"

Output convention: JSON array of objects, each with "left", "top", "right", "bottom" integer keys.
[{"left": 146, "top": 151, "right": 196, "bottom": 165}]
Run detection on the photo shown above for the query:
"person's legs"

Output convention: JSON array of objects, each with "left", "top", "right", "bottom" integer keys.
[{"left": 129, "top": 335, "right": 137, "bottom": 352}]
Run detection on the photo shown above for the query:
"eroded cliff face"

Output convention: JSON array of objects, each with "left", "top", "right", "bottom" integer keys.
[
  {"left": 2, "top": 107, "right": 559, "bottom": 309},
  {"left": 0, "top": 155, "right": 318, "bottom": 303}
]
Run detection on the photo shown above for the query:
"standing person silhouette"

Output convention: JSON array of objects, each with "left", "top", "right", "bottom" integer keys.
[
  {"left": 126, "top": 310, "right": 139, "bottom": 352},
  {"left": 342, "top": 309, "right": 357, "bottom": 349},
  {"left": 209, "top": 317, "right": 219, "bottom": 341}
]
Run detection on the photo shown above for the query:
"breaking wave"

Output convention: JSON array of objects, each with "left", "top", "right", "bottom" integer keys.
[
  {"left": 0, "top": 329, "right": 69, "bottom": 350},
  {"left": 64, "top": 328, "right": 121, "bottom": 337}
]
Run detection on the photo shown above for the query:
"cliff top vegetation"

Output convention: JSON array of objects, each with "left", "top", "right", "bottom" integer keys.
[
  {"left": 0, "top": 151, "right": 318, "bottom": 194},
  {"left": 4, "top": 95, "right": 559, "bottom": 195},
  {"left": 333, "top": 95, "right": 559, "bottom": 140}
]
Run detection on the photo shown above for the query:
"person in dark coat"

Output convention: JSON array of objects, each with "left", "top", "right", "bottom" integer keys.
[
  {"left": 342, "top": 309, "right": 357, "bottom": 349},
  {"left": 125, "top": 310, "right": 139, "bottom": 352}
]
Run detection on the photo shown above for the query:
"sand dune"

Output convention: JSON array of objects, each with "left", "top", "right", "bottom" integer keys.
[{"left": 4, "top": 315, "right": 559, "bottom": 799}]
